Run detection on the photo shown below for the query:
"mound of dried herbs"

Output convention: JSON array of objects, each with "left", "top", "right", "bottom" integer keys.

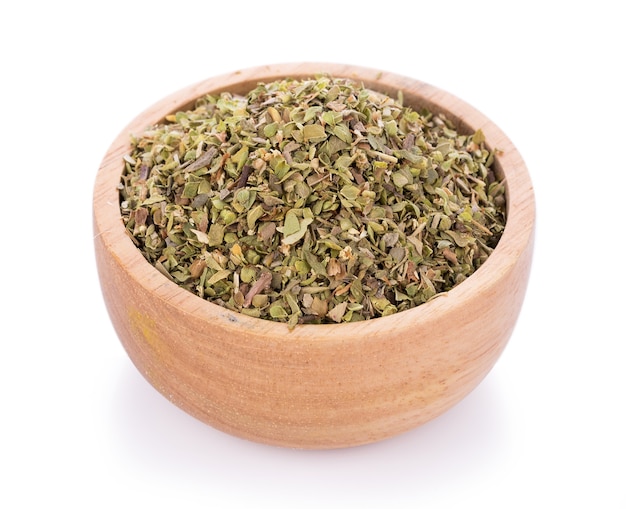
[{"left": 120, "top": 76, "right": 506, "bottom": 327}]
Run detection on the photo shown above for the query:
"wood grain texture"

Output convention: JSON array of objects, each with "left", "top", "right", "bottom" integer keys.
[{"left": 93, "top": 63, "right": 535, "bottom": 449}]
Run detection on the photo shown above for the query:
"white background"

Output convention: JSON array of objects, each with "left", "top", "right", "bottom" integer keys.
[{"left": 2, "top": 1, "right": 624, "bottom": 507}]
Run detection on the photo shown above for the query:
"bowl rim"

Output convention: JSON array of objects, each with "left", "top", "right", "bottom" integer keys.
[{"left": 93, "top": 62, "right": 535, "bottom": 342}]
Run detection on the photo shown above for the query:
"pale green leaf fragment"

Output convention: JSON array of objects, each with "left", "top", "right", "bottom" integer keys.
[
  {"left": 281, "top": 210, "right": 301, "bottom": 236},
  {"left": 190, "top": 229, "right": 210, "bottom": 244},
  {"left": 263, "top": 122, "right": 278, "bottom": 138},
  {"left": 282, "top": 218, "right": 313, "bottom": 245},
  {"left": 220, "top": 209, "right": 238, "bottom": 226},
  {"left": 246, "top": 204, "right": 265, "bottom": 231},
  {"left": 272, "top": 157, "right": 290, "bottom": 180},
  {"left": 444, "top": 229, "right": 475, "bottom": 248},
  {"left": 287, "top": 312, "right": 300, "bottom": 330},
  {"left": 240, "top": 266, "right": 257, "bottom": 283},
  {"left": 321, "top": 110, "right": 337, "bottom": 126},
  {"left": 235, "top": 188, "right": 257, "bottom": 210},
  {"left": 332, "top": 123, "right": 352, "bottom": 144},
  {"left": 340, "top": 185, "right": 360, "bottom": 201},
  {"left": 325, "top": 136, "right": 349, "bottom": 156},
  {"left": 207, "top": 223, "right": 225, "bottom": 246},
  {"left": 381, "top": 304, "right": 398, "bottom": 316},
  {"left": 284, "top": 292, "right": 301, "bottom": 315},
  {"left": 182, "top": 181, "right": 200, "bottom": 199},
  {"left": 436, "top": 142, "right": 453, "bottom": 157},
  {"left": 473, "top": 129, "right": 486, "bottom": 145},
  {"left": 269, "top": 304, "right": 288, "bottom": 319},
  {"left": 384, "top": 120, "right": 398, "bottom": 137},
  {"left": 392, "top": 172, "right": 410, "bottom": 188},
  {"left": 394, "top": 149, "right": 422, "bottom": 164},
  {"left": 325, "top": 84, "right": 340, "bottom": 102},
  {"left": 231, "top": 145, "right": 249, "bottom": 170},
  {"left": 142, "top": 194, "right": 167, "bottom": 205},
  {"left": 458, "top": 207, "right": 474, "bottom": 224},
  {"left": 332, "top": 155, "right": 353, "bottom": 172},
  {"left": 370, "top": 296, "right": 392, "bottom": 313},
  {"left": 205, "top": 269, "right": 231, "bottom": 286},
  {"left": 303, "top": 106, "right": 322, "bottom": 123},
  {"left": 205, "top": 254, "right": 225, "bottom": 271},
  {"left": 171, "top": 271, "right": 188, "bottom": 283},
  {"left": 321, "top": 239, "right": 343, "bottom": 251},
  {"left": 302, "top": 124, "right": 327, "bottom": 142},
  {"left": 241, "top": 308, "right": 261, "bottom": 318},
  {"left": 304, "top": 250, "right": 327, "bottom": 276}
]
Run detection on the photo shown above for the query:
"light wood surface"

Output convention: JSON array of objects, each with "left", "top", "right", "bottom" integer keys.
[{"left": 93, "top": 63, "right": 535, "bottom": 449}]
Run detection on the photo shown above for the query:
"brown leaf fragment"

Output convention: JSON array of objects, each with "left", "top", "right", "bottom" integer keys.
[
  {"left": 310, "top": 297, "right": 328, "bottom": 317},
  {"left": 189, "top": 258, "right": 206, "bottom": 279},
  {"left": 184, "top": 146, "right": 218, "bottom": 173},
  {"left": 442, "top": 247, "right": 458, "bottom": 265},
  {"left": 134, "top": 207, "right": 148, "bottom": 227},
  {"left": 234, "top": 165, "right": 253, "bottom": 190}
]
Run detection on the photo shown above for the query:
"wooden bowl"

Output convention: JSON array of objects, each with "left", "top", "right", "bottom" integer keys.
[{"left": 93, "top": 63, "right": 535, "bottom": 449}]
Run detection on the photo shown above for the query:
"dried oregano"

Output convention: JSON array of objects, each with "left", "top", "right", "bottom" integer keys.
[{"left": 119, "top": 76, "right": 506, "bottom": 327}]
